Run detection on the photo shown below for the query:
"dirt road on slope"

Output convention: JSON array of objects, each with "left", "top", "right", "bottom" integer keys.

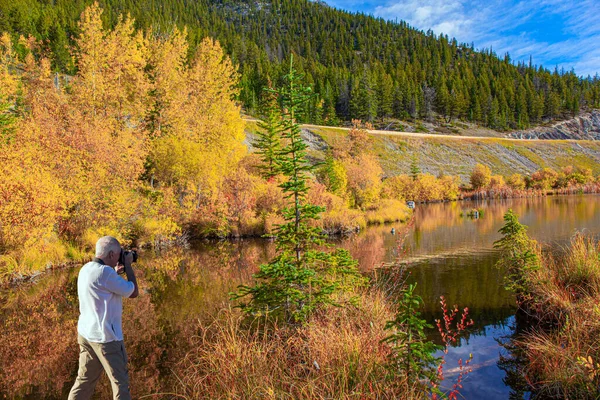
[{"left": 244, "top": 118, "right": 580, "bottom": 142}]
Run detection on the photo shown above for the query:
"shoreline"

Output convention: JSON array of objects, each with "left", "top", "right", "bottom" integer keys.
[{"left": 4, "top": 191, "right": 598, "bottom": 290}]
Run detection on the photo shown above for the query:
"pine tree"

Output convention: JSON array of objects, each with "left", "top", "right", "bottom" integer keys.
[
  {"left": 410, "top": 154, "right": 421, "bottom": 181},
  {"left": 382, "top": 283, "right": 441, "bottom": 383},
  {"left": 2, "top": 0, "right": 599, "bottom": 129},
  {"left": 253, "top": 78, "right": 282, "bottom": 179},
  {"left": 233, "top": 57, "right": 365, "bottom": 324},
  {"left": 494, "top": 210, "right": 540, "bottom": 299}
]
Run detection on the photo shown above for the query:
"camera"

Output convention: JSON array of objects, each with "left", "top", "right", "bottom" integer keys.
[{"left": 119, "top": 249, "right": 138, "bottom": 265}]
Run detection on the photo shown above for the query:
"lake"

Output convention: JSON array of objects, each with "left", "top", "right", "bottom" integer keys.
[{"left": 3, "top": 194, "right": 600, "bottom": 398}]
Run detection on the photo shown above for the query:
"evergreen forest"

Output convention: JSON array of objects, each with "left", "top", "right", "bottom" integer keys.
[{"left": 1, "top": 0, "right": 599, "bottom": 130}]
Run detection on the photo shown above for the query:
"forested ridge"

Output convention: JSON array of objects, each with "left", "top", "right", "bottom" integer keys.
[{"left": 1, "top": 0, "right": 599, "bottom": 130}]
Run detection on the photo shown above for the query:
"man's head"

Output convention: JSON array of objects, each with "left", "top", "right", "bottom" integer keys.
[{"left": 95, "top": 236, "right": 121, "bottom": 267}]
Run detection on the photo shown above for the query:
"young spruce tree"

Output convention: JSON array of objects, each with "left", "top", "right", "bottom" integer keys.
[
  {"left": 253, "top": 78, "right": 282, "bottom": 179},
  {"left": 494, "top": 209, "right": 540, "bottom": 301},
  {"left": 233, "top": 57, "right": 366, "bottom": 324},
  {"left": 382, "top": 283, "right": 441, "bottom": 385}
]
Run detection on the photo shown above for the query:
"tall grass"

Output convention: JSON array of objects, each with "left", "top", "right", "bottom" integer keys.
[
  {"left": 509, "top": 234, "right": 600, "bottom": 398},
  {"left": 365, "top": 199, "right": 411, "bottom": 226},
  {"left": 175, "top": 291, "right": 423, "bottom": 399}
]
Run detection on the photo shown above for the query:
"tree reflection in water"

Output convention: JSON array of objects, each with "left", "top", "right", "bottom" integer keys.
[{"left": 2, "top": 195, "right": 600, "bottom": 398}]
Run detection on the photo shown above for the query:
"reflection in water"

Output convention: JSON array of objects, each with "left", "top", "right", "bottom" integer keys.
[
  {"left": 345, "top": 194, "right": 600, "bottom": 399},
  {"left": 436, "top": 317, "right": 516, "bottom": 399},
  {"left": 2, "top": 194, "right": 600, "bottom": 398}
]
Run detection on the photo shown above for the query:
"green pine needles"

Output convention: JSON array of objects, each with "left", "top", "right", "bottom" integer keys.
[
  {"left": 232, "top": 57, "right": 366, "bottom": 324},
  {"left": 253, "top": 78, "right": 282, "bottom": 180},
  {"left": 410, "top": 154, "right": 421, "bottom": 181},
  {"left": 382, "top": 283, "right": 441, "bottom": 384},
  {"left": 494, "top": 209, "right": 540, "bottom": 299}
]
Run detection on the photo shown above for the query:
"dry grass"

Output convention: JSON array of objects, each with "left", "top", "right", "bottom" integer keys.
[
  {"left": 175, "top": 290, "right": 424, "bottom": 399},
  {"left": 365, "top": 199, "right": 411, "bottom": 226},
  {"left": 515, "top": 234, "right": 600, "bottom": 398}
]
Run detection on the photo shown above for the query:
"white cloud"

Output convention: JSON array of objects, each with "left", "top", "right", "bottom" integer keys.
[{"left": 367, "top": 0, "right": 600, "bottom": 76}]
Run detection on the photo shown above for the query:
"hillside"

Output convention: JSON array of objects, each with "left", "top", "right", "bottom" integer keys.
[
  {"left": 246, "top": 121, "right": 600, "bottom": 182},
  {"left": 1, "top": 0, "right": 599, "bottom": 132},
  {"left": 507, "top": 110, "right": 600, "bottom": 140}
]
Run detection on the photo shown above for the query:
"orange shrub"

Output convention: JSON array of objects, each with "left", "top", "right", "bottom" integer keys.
[
  {"left": 344, "top": 153, "right": 383, "bottom": 209},
  {"left": 530, "top": 168, "right": 558, "bottom": 190}
]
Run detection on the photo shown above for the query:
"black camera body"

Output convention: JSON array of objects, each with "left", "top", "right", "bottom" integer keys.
[{"left": 119, "top": 249, "right": 138, "bottom": 265}]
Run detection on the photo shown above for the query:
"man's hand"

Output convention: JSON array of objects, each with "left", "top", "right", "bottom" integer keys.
[
  {"left": 122, "top": 251, "right": 134, "bottom": 266},
  {"left": 116, "top": 252, "right": 134, "bottom": 275}
]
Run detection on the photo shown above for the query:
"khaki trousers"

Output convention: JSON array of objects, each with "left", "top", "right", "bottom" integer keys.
[{"left": 68, "top": 334, "right": 131, "bottom": 400}]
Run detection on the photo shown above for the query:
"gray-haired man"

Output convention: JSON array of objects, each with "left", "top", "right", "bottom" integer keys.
[{"left": 68, "top": 236, "right": 139, "bottom": 400}]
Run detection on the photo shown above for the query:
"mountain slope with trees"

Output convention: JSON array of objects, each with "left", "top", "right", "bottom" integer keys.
[{"left": 1, "top": 0, "right": 599, "bottom": 131}]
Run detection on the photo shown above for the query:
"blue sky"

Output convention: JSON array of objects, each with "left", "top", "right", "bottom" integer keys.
[{"left": 324, "top": 0, "right": 600, "bottom": 77}]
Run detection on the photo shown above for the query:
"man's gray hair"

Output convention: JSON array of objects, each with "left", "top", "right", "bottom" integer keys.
[{"left": 95, "top": 236, "right": 121, "bottom": 258}]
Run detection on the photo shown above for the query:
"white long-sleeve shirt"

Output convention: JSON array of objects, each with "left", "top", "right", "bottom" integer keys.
[{"left": 77, "top": 260, "right": 135, "bottom": 343}]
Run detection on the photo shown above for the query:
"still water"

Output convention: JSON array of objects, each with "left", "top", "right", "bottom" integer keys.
[
  {"left": 383, "top": 195, "right": 600, "bottom": 398},
  {"left": 5, "top": 194, "right": 600, "bottom": 398},
  {"left": 177, "top": 194, "right": 600, "bottom": 398}
]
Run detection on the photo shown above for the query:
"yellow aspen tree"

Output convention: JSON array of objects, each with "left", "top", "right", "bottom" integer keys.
[
  {"left": 73, "top": 2, "right": 106, "bottom": 117},
  {"left": 14, "top": 8, "right": 148, "bottom": 241},
  {"left": 146, "top": 27, "right": 189, "bottom": 139},
  {"left": 185, "top": 37, "right": 245, "bottom": 200},
  {"left": 0, "top": 33, "right": 19, "bottom": 102},
  {"left": 150, "top": 37, "right": 245, "bottom": 208},
  {"left": 104, "top": 15, "right": 149, "bottom": 123},
  {"left": 0, "top": 48, "right": 66, "bottom": 250},
  {"left": 74, "top": 3, "right": 149, "bottom": 125}
]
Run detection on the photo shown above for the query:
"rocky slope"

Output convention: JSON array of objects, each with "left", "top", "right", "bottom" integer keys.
[
  {"left": 246, "top": 118, "right": 600, "bottom": 183},
  {"left": 301, "top": 126, "right": 600, "bottom": 183},
  {"left": 506, "top": 110, "right": 600, "bottom": 140}
]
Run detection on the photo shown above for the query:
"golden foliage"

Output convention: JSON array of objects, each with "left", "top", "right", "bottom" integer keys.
[
  {"left": 149, "top": 36, "right": 246, "bottom": 204},
  {"left": 75, "top": 3, "right": 149, "bottom": 122},
  {"left": 506, "top": 173, "right": 526, "bottom": 190},
  {"left": 0, "top": 4, "right": 246, "bottom": 274},
  {"left": 0, "top": 33, "right": 19, "bottom": 100},
  {"left": 470, "top": 163, "right": 492, "bottom": 190},
  {"left": 489, "top": 175, "right": 505, "bottom": 188},
  {"left": 382, "top": 173, "right": 460, "bottom": 202},
  {"left": 345, "top": 153, "right": 383, "bottom": 209}
]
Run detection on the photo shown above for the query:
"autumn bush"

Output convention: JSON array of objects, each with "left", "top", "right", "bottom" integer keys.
[
  {"left": 530, "top": 167, "right": 559, "bottom": 190},
  {"left": 382, "top": 174, "right": 460, "bottom": 203},
  {"left": 506, "top": 173, "right": 526, "bottom": 190},
  {"left": 345, "top": 153, "right": 383, "bottom": 209},
  {"left": 463, "top": 165, "right": 600, "bottom": 201},
  {"left": 469, "top": 163, "right": 492, "bottom": 190},
  {"left": 365, "top": 199, "right": 412, "bottom": 225},
  {"left": 489, "top": 174, "right": 505, "bottom": 188}
]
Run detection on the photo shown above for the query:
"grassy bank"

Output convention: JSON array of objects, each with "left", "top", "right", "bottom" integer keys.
[
  {"left": 177, "top": 292, "right": 420, "bottom": 399},
  {"left": 296, "top": 124, "right": 600, "bottom": 182},
  {"left": 496, "top": 213, "right": 600, "bottom": 398}
]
